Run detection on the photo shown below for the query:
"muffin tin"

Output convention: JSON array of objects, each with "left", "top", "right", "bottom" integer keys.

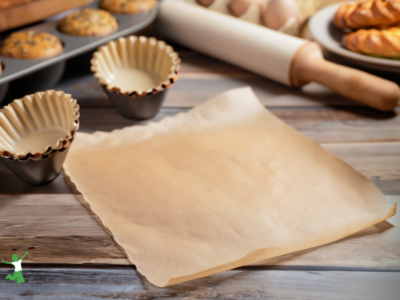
[{"left": 0, "top": 0, "right": 159, "bottom": 104}]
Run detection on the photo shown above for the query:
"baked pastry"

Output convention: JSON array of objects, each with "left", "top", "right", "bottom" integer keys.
[
  {"left": 342, "top": 26, "right": 400, "bottom": 58},
  {"left": 0, "top": 31, "right": 63, "bottom": 59},
  {"left": 99, "top": 0, "right": 156, "bottom": 14},
  {"left": 334, "top": 0, "right": 400, "bottom": 30},
  {"left": 58, "top": 8, "right": 118, "bottom": 36}
]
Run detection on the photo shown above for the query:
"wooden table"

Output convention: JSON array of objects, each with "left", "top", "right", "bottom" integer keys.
[{"left": 0, "top": 36, "right": 399, "bottom": 299}]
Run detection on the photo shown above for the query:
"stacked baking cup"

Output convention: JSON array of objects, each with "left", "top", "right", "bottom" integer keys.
[
  {"left": 0, "top": 90, "right": 79, "bottom": 186},
  {"left": 91, "top": 36, "right": 180, "bottom": 120}
]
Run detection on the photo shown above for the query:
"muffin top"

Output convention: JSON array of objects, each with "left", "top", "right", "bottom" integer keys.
[
  {"left": 1, "top": 31, "right": 63, "bottom": 59},
  {"left": 99, "top": 0, "right": 157, "bottom": 14},
  {"left": 58, "top": 8, "right": 118, "bottom": 36}
]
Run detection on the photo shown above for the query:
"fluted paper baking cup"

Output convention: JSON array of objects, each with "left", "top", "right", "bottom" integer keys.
[
  {"left": 0, "top": 90, "right": 79, "bottom": 161},
  {"left": 91, "top": 35, "right": 180, "bottom": 96}
]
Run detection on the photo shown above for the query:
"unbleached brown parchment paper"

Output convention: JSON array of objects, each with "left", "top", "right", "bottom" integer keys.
[{"left": 64, "top": 87, "right": 396, "bottom": 287}]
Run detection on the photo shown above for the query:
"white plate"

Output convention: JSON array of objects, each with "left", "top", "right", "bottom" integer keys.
[{"left": 309, "top": 2, "right": 400, "bottom": 73}]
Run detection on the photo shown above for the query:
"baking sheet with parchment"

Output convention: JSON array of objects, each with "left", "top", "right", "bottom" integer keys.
[{"left": 64, "top": 87, "right": 396, "bottom": 287}]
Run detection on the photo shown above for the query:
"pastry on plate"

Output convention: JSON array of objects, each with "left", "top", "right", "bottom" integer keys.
[
  {"left": 99, "top": 0, "right": 156, "bottom": 14},
  {"left": 0, "top": 30, "right": 63, "bottom": 59},
  {"left": 58, "top": 8, "right": 118, "bottom": 36},
  {"left": 342, "top": 26, "right": 400, "bottom": 58},
  {"left": 334, "top": 0, "right": 400, "bottom": 30}
]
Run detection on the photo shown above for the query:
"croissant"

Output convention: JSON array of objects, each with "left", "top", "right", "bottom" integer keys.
[
  {"left": 342, "top": 26, "right": 400, "bottom": 58},
  {"left": 334, "top": 0, "right": 400, "bottom": 30}
]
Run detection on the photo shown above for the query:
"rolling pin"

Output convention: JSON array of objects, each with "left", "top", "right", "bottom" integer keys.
[{"left": 157, "top": 0, "right": 400, "bottom": 111}]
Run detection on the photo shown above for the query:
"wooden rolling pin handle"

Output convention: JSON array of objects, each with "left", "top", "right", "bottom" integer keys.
[{"left": 290, "top": 42, "right": 400, "bottom": 111}]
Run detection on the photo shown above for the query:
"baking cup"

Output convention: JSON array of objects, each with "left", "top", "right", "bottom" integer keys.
[
  {"left": 91, "top": 36, "right": 180, "bottom": 119},
  {"left": 0, "top": 90, "right": 79, "bottom": 185}
]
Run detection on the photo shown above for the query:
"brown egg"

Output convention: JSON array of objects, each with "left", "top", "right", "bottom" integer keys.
[
  {"left": 229, "top": 0, "right": 268, "bottom": 17},
  {"left": 262, "top": 0, "right": 302, "bottom": 30},
  {"left": 229, "top": 0, "right": 252, "bottom": 16},
  {"left": 196, "top": 0, "right": 215, "bottom": 7}
]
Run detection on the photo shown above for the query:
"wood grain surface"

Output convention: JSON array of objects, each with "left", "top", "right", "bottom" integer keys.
[
  {"left": 71, "top": 107, "right": 400, "bottom": 143},
  {"left": 0, "top": 39, "right": 399, "bottom": 297},
  {"left": 0, "top": 194, "right": 398, "bottom": 267},
  {"left": 0, "top": 268, "right": 399, "bottom": 300}
]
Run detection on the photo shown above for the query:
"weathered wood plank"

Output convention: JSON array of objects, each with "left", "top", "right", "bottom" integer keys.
[
  {"left": 74, "top": 107, "right": 400, "bottom": 143},
  {"left": 0, "top": 194, "right": 398, "bottom": 268},
  {"left": 256, "top": 196, "right": 400, "bottom": 267},
  {"left": 1, "top": 141, "right": 398, "bottom": 195},
  {"left": 0, "top": 194, "right": 130, "bottom": 264},
  {"left": 0, "top": 195, "right": 106, "bottom": 237},
  {"left": 1, "top": 156, "right": 398, "bottom": 196},
  {"left": 321, "top": 142, "right": 400, "bottom": 194},
  {"left": 1, "top": 144, "right": 399, "bottom": 195},
  {"left": 3, "top": 102, "right": 395, "bottom": 146},
  {"left": 0, "top": 268, "right": 399, "bottom": 300},
  {"left": 165, "top": 75, "right": 366, "bottom": 108},
  {"left": 322, "top": 142, "right": 400, "bottom": 171},
  {"left": 0, "top": 236, "right": 128, "bottom": 265},
  {"left": 54, "top": 73, "right": 374, "bottom": 109}
]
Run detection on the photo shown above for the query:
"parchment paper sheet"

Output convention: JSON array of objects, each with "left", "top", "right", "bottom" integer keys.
[{"left": 64, "top": 87, "right": 396, "bottom": 287}]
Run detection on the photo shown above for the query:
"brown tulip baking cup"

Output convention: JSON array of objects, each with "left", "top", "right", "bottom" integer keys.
[
  {"left": 0, "top": 90, "right": 80, "bottom": 185},
  {"left": 91, "top": 36, "right": 180, "bottom": 120}
]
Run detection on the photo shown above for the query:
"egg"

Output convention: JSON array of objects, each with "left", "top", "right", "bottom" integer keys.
[
  {"left": 196, "top": 0, "right": 215, "bottom": 7},
  {"left": 262, "top": 0, "right": 302, "bottom": 30},
  {"left": 229, "top": 0, "right": 268, "bottom": 17}
]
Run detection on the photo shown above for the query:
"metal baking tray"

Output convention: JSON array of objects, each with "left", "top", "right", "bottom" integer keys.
[{"left": 0, "top": 0, "right": 159, "bottom": 103}]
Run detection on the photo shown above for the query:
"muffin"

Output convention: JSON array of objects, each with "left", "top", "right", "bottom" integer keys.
[
  {"left": 0, "top": 31, "right": 63, "bottom": 59},
  {"left": 59, "top": 8, "right": 118, "bottom": 36},
  {"left": 99, "top": 0, "right": 157, "bottom": 14}
]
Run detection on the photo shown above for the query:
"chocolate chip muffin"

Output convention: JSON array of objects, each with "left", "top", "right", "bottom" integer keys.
[
  {"left": 58, "top": 8, "right": 118, "bottom": 36},
  {"left": 1, "top": 31, "right": 63, "bottom": 59},
  {"left": 99, "top": 0, "right": 157, "bottom": 14}
]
